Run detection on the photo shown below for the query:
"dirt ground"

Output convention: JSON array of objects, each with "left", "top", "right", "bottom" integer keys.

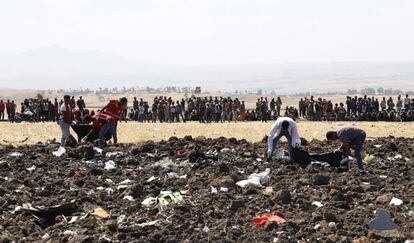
[
  {"left": 0, "top": 136, "right": 413, "bottom": 242},
  {"left": 0, "top": 121, "right": 413, "bottom": 145}
]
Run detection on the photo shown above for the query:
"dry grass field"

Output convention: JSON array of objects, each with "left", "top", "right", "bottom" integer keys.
[{"left": 0, "top": 121, "right": 412, "bottom": 145}]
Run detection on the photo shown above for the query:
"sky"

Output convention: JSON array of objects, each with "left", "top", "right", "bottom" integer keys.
[{"left": 1, "top": 0, "right": 414, "bottom": 65}]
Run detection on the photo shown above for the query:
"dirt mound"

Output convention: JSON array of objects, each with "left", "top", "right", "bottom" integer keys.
[{"left": 0, "top": 137, "right": 413, "bottom": 242}]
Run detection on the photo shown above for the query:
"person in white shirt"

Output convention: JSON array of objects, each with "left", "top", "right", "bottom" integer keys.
[{"left": 267, "top": 117, "right": 301, "bottom": 161}]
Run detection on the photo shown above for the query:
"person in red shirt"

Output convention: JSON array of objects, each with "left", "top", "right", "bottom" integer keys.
[
  {"left": 73, "top": 99, "right": 91, "bottom": 125},
  {"left": 96, "top": 97, "right": 128, "bottom": 147},
  {"left": 58, "top": 95, "right": 73, "bottom": 146},
  {"left": 0, "top": 100, "right": 5, "bottom": 121}
]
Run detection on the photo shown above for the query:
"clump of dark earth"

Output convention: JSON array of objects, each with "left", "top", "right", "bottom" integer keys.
[{"left": 0, "top": 136, "right": 413, "bottom": 242}]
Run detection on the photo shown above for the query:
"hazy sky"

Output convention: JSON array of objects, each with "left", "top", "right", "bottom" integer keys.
[{"left": 1, "top": 0, "right": 414, "bottom": 65}]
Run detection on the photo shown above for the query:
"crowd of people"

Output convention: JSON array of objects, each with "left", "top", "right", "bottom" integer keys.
[
  {"left": 0, "top": 96, "right": 88, "bottom": 123},
  {"left": 127, "top": 96, "right": 290, "bottom": 123},
  {"left": 0, "top": 94, "right": 413, "bottom": 123},
  {"left": 298, "top": 94, "right": 414, "bottom": 122}
]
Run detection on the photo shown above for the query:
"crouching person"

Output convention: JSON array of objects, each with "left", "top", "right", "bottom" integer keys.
[
  {"left": 326, "top": 126, "right": 366, "bottom": 171},
  {"left": 96, "top": 97, "right": 128, "bottom": 147},
  {"left": 267, "top": 117, "right": 301, "bottom": 161}
]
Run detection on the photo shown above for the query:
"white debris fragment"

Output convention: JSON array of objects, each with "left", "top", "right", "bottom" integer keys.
[
  {"left": 312, "top": 201, "right": 323, "bottom": 208},
  {"left": 68, "top": 216, "right": 78, "bottom": 224},
  {"left": 203, "top": 225, "right": 209, "bottom": 233},
  {"left": 166, "top": 172, "right": 179, "bottom": 179},
  {"left": 388, "top": 154, "right": 404, "bottom": 161},
  {"left": 328, "top": 222, "right": 336, "bottom": 228},
  {"left": 9, "top": 152, "right": 23, "bottom": 157},
  {"left": 373, "top": 144, "right": 383, "bottom": 148},
  {"left": 26, "top": 165, "right": 36, "bottom": 172},
  {"left": 63, "top": 230, "right": 77, "bottom": 236},
  {"left": 41, "top": 233, "right": 50, "bottom": 240},
  {"left": 117, "top": 215, "right": 126, "bottom": 224},
  {"left": 166, "top": 172, "right": 187, "bottom": 179},
  {"left": 141, "top": 197, "right": 156, "bottom": 207},
  {"left": 52, "top": 147, "right": 66, "bottom": 157},
  {"left": 93, "top": 147, "right": 103, "bottom": 154},
  {"left": 314, "top": 224, "right": 321, "bottom": 230},
  {"left": 104, "top": 160, "right": 116, "bottom": 170},
  {"left": 11, "top": 206, "right": 22, "bottom": 214},
  {"left": 220, "top": 148, "right": 231, "bottom": 153},
  {"left": 146, "top": 176, "right": 158, "bottom": 182},
  {"left": 220, "top": 187, "right": 229, "bottom": 192},
  {"left": 211, "top": 186, "right": 218, "bottom": 194},
  {"left": 106, "top": 152, "right": 123, "bottom": 158},
  {"left": 119, "top": 179, "right": 133, "bottom": 185},
  {"left": 123, "top": 195, "right": 135, "bottom": 201},
  {"left": 389, "top": 197, "right": 403, "bottom": 206},
  {"left": 84, "top": 160, "right": 97, "bottom": 166},
  {"left": 236, "top": 168, "right": 271, "bottom": 188}
]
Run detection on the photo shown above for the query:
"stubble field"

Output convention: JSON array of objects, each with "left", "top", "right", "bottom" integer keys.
[{"left": 0, "top": 121, "right": 413, "bottom": 145}]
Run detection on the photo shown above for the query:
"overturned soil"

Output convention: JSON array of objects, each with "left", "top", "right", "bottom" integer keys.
[{"left": 0, "top": 136, "right": 413, "bottom": 242}]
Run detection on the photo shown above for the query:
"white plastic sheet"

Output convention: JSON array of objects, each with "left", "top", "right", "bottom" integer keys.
[{"left": 236, "top": 168, "right": 271, "bottom": 188}]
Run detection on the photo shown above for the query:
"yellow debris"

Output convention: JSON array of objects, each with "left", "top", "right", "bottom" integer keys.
[{"left": 92, "top": 207, "right": 110, "bottom": 219}]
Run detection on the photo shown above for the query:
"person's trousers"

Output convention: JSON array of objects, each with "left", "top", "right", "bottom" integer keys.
[
  {"left": 60, "top": 122, "right": 70, "bottom": 145},
  {"left": 99, "top": 122, "right": 117, "bottom": 146},
  {"left": 351, "top": 132, "right": 366, "bottom": 170},
  {"left": 0, "top": 111, "right": 4, "bottom": 120},
  {"left": 269, "top": 130, "right": 293, "bottom": 158},
  {"left": 232, "top": 111, "right": 238, "bottom": 122}
]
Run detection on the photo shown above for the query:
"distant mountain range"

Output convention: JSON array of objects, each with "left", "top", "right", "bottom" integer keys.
[{"left": 0, "top": 46, "right": 413, "bottom": 94}]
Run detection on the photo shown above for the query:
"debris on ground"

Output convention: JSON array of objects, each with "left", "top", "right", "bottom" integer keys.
[
  {"left": 0, "top": 137, "right": 413, "bottom": 241},
  {"left": 236, "top": 168, "right": 271, "bottom": 188},
  {"left": 390, "top": 197, "right": 403, "bottom": 206},
  {"left": 52, "top": 146, "right": 66, "bottom": 157},
  {"left": 253, "top": 213, "right": 286, "bottom": 227},
  {"left": 91, "top": 207, "right": 110, "bottom": 219},
  {"left": 104, "top": 160, "right": 116, "bottom": 170},
  {"left": 367, "top": 209, "right": 397, "bottom": 231}
]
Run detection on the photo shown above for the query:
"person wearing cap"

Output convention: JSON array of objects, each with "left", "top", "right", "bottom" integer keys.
[
  {"left": 267, "top": 116, "right": 301, "bottom": 161},
  {"left": 326, "top": 126, "right": 366, "bottom": 171}
]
